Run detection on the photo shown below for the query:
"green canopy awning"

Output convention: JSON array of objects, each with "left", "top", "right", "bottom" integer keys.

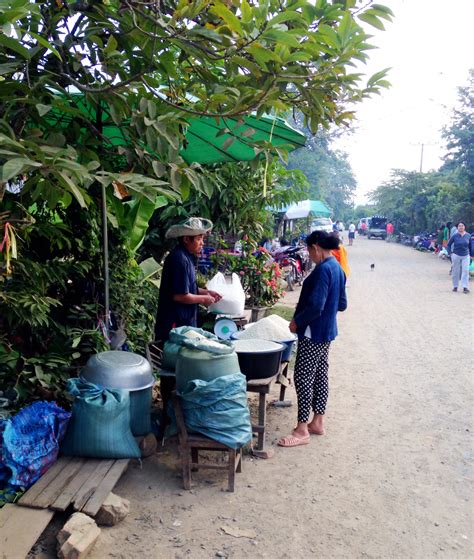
[
  {"left": 44, "top": 94, "right": 306, "bottom": 164},
  {"left": 181, "top": 115, "right": 306, "bottom": 164},
  {"left": 282, "top": 200, "right": 332, "bottom": 219}
]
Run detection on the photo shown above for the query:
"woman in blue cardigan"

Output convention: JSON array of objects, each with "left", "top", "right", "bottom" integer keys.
[{"left": 278, "top": 230, "right": 347, "bottom": 447}]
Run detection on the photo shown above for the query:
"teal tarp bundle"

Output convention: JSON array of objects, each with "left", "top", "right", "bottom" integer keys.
[
  {"left": 178, "top": 373, "right": 252, "bottom": 449},
  {"left": 61, "top": 379, "right": 140, "bottom": 459}
]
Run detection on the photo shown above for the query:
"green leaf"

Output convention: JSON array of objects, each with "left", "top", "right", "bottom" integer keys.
[
  {"left": 36, "top": 104, "right": 52, "bottom": 117},
  {"left": 147, "top": 100, "right": 157, "bottom": 120},
  {"left": 358, "top": 13, "right": 386, "bottom": 31},
  {"left": 262, "top": 30, "right": 301, "bottom": 48},
  {"left": 138, "top": 257, "right": 162, "bottom": 283},
  {"left": 122, "top": 195, "right": 156, "bottom": 252},
  {"left": 0, "top": 62, "right": 21, "bottom": 75},
  {"left": 159, "top": 51, "right": 177, "bottom": 78},
  {"left": 367, "top": 68, "right": 391, "bottom": 87},
  {"left": 57, "top": 171, "right": 87, "bottom": 208},
  {"left": 241, "top": 0, "right": 252, "bottom": 23},
  {"left": 24, "top": 30, "right": 62, "bottom": 60},
  {"left": 155, "top": 195, "right": 168, "bottom": 209},
  {"left": 210, "top": 3, "right": 244, "bottom": 36},
  {"left": 0, "top": 34, "right": 30, "bottom": 59},
  {"left": 2, "top": 158, "right": 41, "bottom": 182},
  {"left": 104, "top": 34, "right": 118, "bottom": 55},
  {"left": 247, "top": 45, "right": 282, "bottom": 65},
  {"left": 371, "top": 4, "right": 395, "bottom": 19},
  {"left": 268, "top": 11, "right": 307, "bottom": 28},
  {"left": 152, "top": 160, "right": 166, "bottom": 177}
]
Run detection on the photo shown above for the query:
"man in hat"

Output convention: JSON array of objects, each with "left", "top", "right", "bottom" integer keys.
[{"left": 154, "top": 217, "right": 222, "bottom": 342}]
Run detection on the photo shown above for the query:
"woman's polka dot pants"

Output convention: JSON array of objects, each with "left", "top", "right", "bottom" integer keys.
[{"left": 294, "top": 337, "right": 331, "bottom": 423}]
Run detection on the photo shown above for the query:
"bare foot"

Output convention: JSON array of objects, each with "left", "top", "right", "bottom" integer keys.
[
  {"left": 308, "top": 426, "right": 325, "bottom": 435},
  {"left": 308, "top": 415, "right": 325, "bottom": 435},
  {"left": 292, "top": 427, "right": 309, "bottom": 438}
]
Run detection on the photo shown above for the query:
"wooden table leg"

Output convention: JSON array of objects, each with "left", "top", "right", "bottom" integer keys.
[{"left": 251, "top": 387, "right": 274, "bottom": 459}]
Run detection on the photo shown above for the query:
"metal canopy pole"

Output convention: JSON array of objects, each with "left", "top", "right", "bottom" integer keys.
[{"left": 101, "top": 181, "right": 109, "bottom": 338}]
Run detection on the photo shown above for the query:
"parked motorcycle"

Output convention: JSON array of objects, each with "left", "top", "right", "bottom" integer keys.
[
  {"left": 272, "top": 245, "right": 309, "bottom": 291},
  {"left": 413, "top": 232, "right": 436, "bottom": 252},
  {"left": 397, "top": 232, "right": 413, "bottom": 246}
]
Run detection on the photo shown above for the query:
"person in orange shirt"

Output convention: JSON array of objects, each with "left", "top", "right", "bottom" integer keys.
[{"left": 331, "top": 232, "right": 350, "bottom": 278}]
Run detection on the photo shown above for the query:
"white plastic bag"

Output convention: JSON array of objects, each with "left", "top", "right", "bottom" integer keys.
[{"left": 206, "top": 272, "right": 245, "bottom": 316}]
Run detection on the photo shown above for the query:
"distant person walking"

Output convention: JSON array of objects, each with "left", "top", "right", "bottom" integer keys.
[
  {"left": 446, "top": 221, "right": 472, "bottom": 293},
  {"left": 337, "top": 221, "right": 345, "bottom": 242},
  {"left": 348, "top": 223, "right": 356, "bottom": 246},
  {"left": 442, "top": 222, "right": 451, "bottom": 248},
  {"left": 386, "top": 222, "right": 394, "bottom": 242}
]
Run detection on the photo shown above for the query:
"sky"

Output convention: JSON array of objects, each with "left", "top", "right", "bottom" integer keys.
[{"left": 334, "top": 0, "right": 474, "bottom": 205}]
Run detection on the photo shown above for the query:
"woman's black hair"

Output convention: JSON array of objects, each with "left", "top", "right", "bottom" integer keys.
[
  {"left": 306, "top": 230, "right": 340, "bottom": 250},
  {"left": 457, "top": 220, "right": 466, "bottom": 227}
]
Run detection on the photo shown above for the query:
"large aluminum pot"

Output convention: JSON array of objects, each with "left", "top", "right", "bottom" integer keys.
[{"left": 81, "top": 350, "right": 154, "bottom": 391}]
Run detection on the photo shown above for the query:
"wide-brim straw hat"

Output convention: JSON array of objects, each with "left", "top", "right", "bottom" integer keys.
[{"left": 165, "top": 217, "right": 213, "bottom": 239}]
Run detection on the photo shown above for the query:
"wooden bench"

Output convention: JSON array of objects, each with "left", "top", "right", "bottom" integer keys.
[
  {"left": 172, "top": 394, "right": 242, "bottom": 492},
  {"left": 0, "top": 457, "right": 130, "bottom": 558}
]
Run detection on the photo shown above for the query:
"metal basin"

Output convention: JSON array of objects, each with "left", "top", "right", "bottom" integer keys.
[
  {"left": 231, "top": 339, "right": 285, "bottom": 380},
  {"left": 81, "top": 350, "right": 154, "bottom": 391}
]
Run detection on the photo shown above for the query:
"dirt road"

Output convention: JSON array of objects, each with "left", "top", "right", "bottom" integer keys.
[{"left": 91, "top": 237, "right": 473, "bottom": 559}]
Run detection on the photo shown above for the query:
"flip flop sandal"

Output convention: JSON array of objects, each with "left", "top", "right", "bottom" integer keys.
[{"left": 277, "top": 434, "right": 310, "bottom": 447}]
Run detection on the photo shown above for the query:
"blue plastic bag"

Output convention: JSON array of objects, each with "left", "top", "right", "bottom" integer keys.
[
  {"left": 0, "top": 401, "right": 71, "bottom": 489},
  {"left": 178, "top": 373, "right": 252, "bottom": 449}
]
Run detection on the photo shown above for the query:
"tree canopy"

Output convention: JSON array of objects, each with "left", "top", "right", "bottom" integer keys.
[{"left": 0, "top": 0, "right": 392, "bottom": 209}]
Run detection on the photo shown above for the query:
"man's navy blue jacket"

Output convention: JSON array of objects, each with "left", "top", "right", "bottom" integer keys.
[{"left": 294, "top": 256, "right": 347, "bottom": 343}]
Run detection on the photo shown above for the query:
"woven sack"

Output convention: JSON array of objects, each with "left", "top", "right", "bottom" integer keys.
[{"left": 61, "top": 379, "right": 140, "bottom": 459}]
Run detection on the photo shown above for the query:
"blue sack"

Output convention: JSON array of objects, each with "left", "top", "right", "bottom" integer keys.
[
  {"left": 61, "top": 379, "right": 140, "bottom": 459},
  {"left": 178, "top": 373, "right": 252, "bottom": 449},
  {"left": 0, "top": 401, "right": 71, "bottom": 489}
]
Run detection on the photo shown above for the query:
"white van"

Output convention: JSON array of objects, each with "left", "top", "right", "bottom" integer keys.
[{"left": 311, "top": 217, "right": 333, "bottom": 233}]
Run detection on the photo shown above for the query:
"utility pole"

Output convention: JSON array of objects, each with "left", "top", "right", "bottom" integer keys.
[{"left": 410, "top": 141, "right": 438, "bottom": 173}]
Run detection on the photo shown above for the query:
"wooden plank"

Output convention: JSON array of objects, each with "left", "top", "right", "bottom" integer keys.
[
  {"left": 72, "top": 459, "right": 114, "bottom": 512},
  {"left": 51, "top": 459, "right": 101, "bottom": 512},
  {"left": 81, "top": 459, "right": 130, "bottom": 517},
  {"left": 32, "top": 458, "right": 85, "bottom": 509},
  {"left": 17, "top": 456, "right": 72, "bottom": 508},
  {"left": 0, "top": 504, "right": 54, "bottom": 559}
]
